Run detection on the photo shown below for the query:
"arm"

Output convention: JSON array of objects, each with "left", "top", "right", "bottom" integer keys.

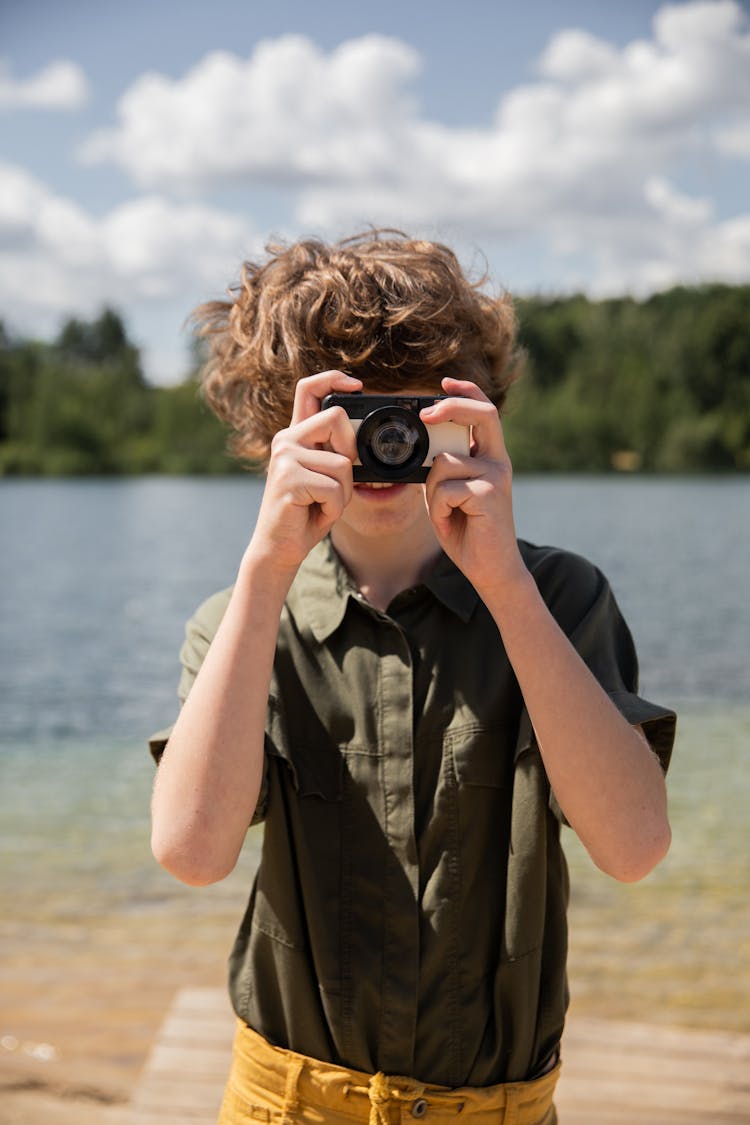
[
  {"left": 481, "top": 575, "right": 670, "bottom": 882},
  {"left": 423, "top": 379, "right": 671, "bottom": 883},
  {"left": 150, "top": 371, "right": 361, "bottom": 886}
]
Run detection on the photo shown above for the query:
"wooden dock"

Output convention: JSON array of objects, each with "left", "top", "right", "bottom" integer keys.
[{"left": 129, "top": 988, "right": 750, "bottom": 1124}]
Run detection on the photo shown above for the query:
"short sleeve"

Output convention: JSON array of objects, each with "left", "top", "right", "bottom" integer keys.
[
  {"left": 147, "top": 585, "right": 270, "bottom": 824},
  {"left": 147, "top": 586, "right": 232, "bottom": 766},
  {"left": 518, "top": 542, "right": 676, "bottom": 824},
  {"left": 565, "top": 562, "right": 676, "bottom": 775}
]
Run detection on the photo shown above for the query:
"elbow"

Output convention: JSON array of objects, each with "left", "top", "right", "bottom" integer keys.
[
  {"left": 597, "top": 819, "right": 672, "bottom": 884},
  {"left": 151, "top": 826, "right": 237, "bottom": 887}
]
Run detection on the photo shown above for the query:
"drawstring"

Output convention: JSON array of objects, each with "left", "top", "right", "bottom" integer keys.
[
  {"left": 345, "top": 1072, "right": 426, "bottom": 1125},
  {"left": 367, "top": 1072, "right": 392, "bottom": 1125}
]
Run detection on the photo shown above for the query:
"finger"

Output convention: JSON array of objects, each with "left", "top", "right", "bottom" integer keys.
[
  {"left": 440, "top": 377, "right": 491, "bottom": 403},
  {"left": 290, "top": 371, "right": 363, "bottom": 427},
  {"left": 298, "top": 468, "right": 351, "bottom": 526},
  {"left": 425, "top": 454, "right": 486, "bottom": 504},
  {"left": 422, "top": 391, "right": 503, "bottom": 461},
  {"left": 286, "top": 402, "right": 358, "bottom": 462},
  {"left": 425, "top": 451, "right": 483, "bottom": 491},
  {"left": 426, "top": 476, "right": 497, "bottom": 529},
  {"left": 425, "top": 477, "right": 472, "bottom": 536},
  {"left": 270, "top": 426, "right": 356, "bottom": 502},
  {"left": 427, "top": 378, "right": 510, "bottom": 461},
  {"left": 295, "top": 448, "right": 355, "bottom": 508}
]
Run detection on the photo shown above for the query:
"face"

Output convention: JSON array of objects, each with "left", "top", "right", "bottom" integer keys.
[{"left": 330, "top": 477, "right": 437, "bottom": 577}]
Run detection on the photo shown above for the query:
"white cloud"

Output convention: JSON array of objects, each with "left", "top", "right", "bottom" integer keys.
[
  {"left": 100, "top": 196, "right": 259, "bottom": 297},
  {"left": 716, "top": 120, "right": 750, "bottom": 157},
  {"left": 80, "top": 34, "right": 421, "bottom": 189},
  {"left": 75, "top": 3, "right": 750, "bottom": 298},
  {"left": 0, "top": 163, "right": 259, "bottom": 303},
  {"left": 0, "top": 162, "right": 262, "bottom": 297},
  {"left": 0, "top": 59, "right": 89, "bottom": 111},
  {"left": 0, "top": 163, "right": 263, "bottom": 379},
  {"left": 591, "top": 191, "right": 750, "bottom": 296},
  {"left": 644, "top": 176, "right": 714, "bottom": 227},
  {"left": 537, "top": 29, "right": 620, "bottom": 81}
]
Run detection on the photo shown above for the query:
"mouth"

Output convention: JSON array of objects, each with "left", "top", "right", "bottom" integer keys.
[{"left": 353, "top": 480, "right": 411, "bottom": 500}]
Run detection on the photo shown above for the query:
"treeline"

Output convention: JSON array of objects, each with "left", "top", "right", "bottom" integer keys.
[
  {"left": 0, "top": 310, "right": 238, "bottom": 475},
  {"left": 1, "top": 286, "right": 748, "bottom": 476},
  {"left": 511, "top": 284, "right": 750, "bottom": 472}
]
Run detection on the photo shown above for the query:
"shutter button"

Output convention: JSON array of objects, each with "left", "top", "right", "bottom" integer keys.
[{"left": 411, "top": 1098, "right": 428, "bottom": 1118}]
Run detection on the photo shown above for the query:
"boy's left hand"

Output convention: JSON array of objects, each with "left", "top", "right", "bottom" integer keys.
[{"left": 422, "top": 377, "right": 527, "bottom": 597}]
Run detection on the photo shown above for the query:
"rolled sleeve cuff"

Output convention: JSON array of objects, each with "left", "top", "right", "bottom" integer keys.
[
  {"left": 545, "top": 691, "right": 676, "bottom": 825},
  {"left": 608, "top": 690, "right": 676, "bottom": 776},
  {"left": 148, "top": 724, "right": 174, "bottom": 766},
  {"left": 147, "top": 724, "right": 270, "bottom": 829}
]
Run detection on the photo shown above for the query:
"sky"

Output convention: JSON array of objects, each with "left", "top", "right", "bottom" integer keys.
[{"left": 1, "top": 0, "right": 749, "bottom": 383}]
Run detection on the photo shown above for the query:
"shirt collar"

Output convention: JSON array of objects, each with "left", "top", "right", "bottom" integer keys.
[
  {"left": 287, "top": 538, "right": 479, "bottom": 644},
  {"left": 424, "top": 550, "right": 479, "bottom": 624}
]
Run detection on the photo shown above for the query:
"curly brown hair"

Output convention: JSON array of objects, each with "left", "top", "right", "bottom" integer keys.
[{"left": 192, "top": 230, "right": 520, "bottom": 464}]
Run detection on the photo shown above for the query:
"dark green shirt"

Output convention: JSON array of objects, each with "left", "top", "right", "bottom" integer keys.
[{"left": 151, "top": 538, "right": 675, "bottom": 1087}]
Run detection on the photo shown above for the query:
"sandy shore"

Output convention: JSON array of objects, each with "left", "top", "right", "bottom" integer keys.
[
  {"left": 1, "top": 998, "right": 161, "bottom": 1125},
  {"left": 0, "top": 847, "right": 259, "bottom": 1124},
  {"left": 0, "top": 967, "right": 230, "bottom": 1125},
  {"left": 0, "top": 1035, "right": 132, "bottom": 1124},
  {"left": 0, "top": 1082, "right": 131, "bottom": 1125},
  {"left": 0, "top": 921, "right": 230, "bottom": 1125}
]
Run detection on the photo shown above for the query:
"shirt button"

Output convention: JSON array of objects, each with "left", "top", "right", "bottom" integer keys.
[{"left": 411, "top": 1098, "right": 428, "bottom": 1118}]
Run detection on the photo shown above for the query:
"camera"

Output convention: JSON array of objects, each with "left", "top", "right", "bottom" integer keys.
[{"left": 321, "top": 392, "right": 470, "bottom": 483}]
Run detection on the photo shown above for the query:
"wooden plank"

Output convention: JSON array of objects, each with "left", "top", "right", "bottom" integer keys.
[
  {"left": 557, "top": 1016, "right": 750, "bottom": 1124},
  {"left": 130, "top": 990, "right": 750, "bottom": 1125},
  {"left": 129, "top": 990, "right": 234, "bottom": 1124},
  {"left": 564, "top": 1016, "right": 750, "bottom": 1060}
]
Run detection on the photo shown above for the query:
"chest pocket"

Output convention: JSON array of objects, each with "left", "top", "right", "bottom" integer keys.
[
  {"left": 448, "top": 722, "right": 515, "bottom": 789},
  {"left": 266, "top": 694, "right": 345, "bottom": 802}
]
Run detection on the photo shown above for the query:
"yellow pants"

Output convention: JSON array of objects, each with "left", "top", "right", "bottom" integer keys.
[{"left": 218, "top": 1021, "right": 560, "bottom": 1125}]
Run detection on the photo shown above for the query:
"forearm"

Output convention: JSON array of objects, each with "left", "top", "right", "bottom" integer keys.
[
  {"left": 151, "top": 371, "right": 363, "bottom": 885},
  {"left": 151, "top": 549, "right": 294, "bottom": 885},
  {"left": 483, "top": 572, "right": 670, "bottom": 882},
  {"left": 422, "top": 381, "right": 669, "bottom": 880}
]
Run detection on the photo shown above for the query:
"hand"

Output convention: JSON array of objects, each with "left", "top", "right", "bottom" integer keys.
[
  {"left": 245, "top": 371, "right": 361, "bottom": 577},
  {"left": 422, "top": 377, "right": 528, "bottom": 597}
]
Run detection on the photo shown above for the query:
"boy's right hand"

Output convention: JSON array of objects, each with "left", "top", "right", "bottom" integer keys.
[{"left": 244, "top": 371, "right": 362, "bottom": 578}]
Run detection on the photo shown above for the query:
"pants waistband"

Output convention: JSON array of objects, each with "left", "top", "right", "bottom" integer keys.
[{"left": 223, "top": 1020, "right": 561, "bottom": 1124}]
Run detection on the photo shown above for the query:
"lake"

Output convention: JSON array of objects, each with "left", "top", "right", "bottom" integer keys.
[{"left": 0, "top": 475, "right": 748, "bottom": 1085}]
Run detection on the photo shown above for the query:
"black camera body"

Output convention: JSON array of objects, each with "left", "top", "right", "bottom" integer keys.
[{"left": 322, "top": 392, "right": 470, "bottom": 483}]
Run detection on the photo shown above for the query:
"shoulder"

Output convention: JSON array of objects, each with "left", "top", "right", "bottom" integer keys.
[
  {"left": 183, "top": 586, "right": 234, "bottom": 647},
  {"left": 519, "top": 539, "right": 604, "bottom": 592},
  {"left": 178, "top": 585, "right": 234, "bottom": 693},
  {"left": 518, "top": 539, "right": 609, "bottom": 628}
]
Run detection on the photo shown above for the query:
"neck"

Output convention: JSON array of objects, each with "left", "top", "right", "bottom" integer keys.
[{"left": 330, "top": 522, "right": 441, "bottom": 612}]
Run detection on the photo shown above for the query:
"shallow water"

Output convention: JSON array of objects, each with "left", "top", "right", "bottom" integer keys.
[
  {"left": 1, "top": 476, "right": 748, "bottom": 1083},
  {"left": 566, "top": 703, "right": 750, "bottom": 1030}
]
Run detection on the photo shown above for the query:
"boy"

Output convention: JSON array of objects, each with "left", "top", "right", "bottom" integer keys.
[{"left": 150, "top": 232, "right": 675, "bottom": 1124}]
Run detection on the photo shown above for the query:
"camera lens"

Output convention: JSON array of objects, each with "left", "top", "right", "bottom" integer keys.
[
  {"left": 357, "top": 406, "right": 430, "bottom": 481},
  {"left": 370, "top": 418, "right": 419, "bottom": 466}
]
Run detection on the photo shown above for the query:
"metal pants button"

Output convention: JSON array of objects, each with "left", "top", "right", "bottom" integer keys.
[{"left": 411, "top": 1098, "right": 428, "bottom": 1118}]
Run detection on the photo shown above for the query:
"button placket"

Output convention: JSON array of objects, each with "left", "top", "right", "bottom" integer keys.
[{"left": 377, "top": 624, "right": 420, "bottom": 1075}]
